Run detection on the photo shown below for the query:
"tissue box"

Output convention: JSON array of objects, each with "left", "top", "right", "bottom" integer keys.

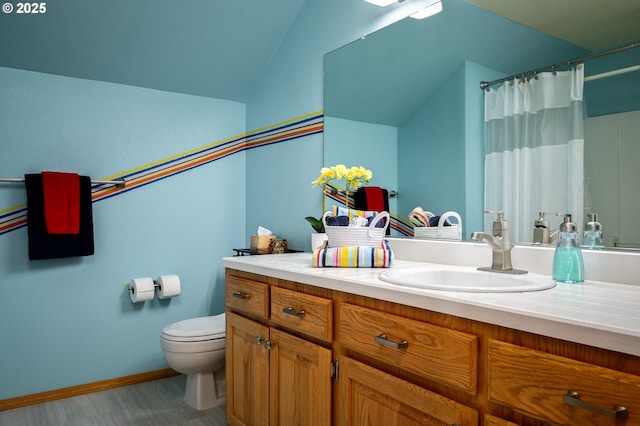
[{"left": 250, "top": 235, "right": 276, "bottom": 254}]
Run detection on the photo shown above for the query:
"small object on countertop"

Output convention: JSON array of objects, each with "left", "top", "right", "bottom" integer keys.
[
  {"left": 250, "top": 226, "right": 275, "bottom": 254},
  {"left": 552, "top": 214, "right": 584, "bottom": 283}
]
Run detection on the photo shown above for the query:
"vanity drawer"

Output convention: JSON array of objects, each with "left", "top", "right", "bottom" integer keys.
[
  {"left": 338, "top": 303, "right": 478, "bottom": 394},
  {"left": 225, "top": 276, "right": 269, "bottom": 319},
  {"left": 488, "top": 339, "right": 640, "bottom": 425},
  {"left": 270, "top": 287, "right": 333, "bottom": 343}
]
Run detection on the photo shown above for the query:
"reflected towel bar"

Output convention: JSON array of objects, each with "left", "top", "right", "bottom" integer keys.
[{"left": 0, "top": 177, "right": 126, "bottom": 188}]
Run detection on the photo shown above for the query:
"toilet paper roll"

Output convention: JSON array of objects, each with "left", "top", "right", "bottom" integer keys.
[
  {"left": 156, "top": 274, "right": 181, "bottom": 299},
  {"left": 129, "top": 277, "right": 155, "bottom": 303}
]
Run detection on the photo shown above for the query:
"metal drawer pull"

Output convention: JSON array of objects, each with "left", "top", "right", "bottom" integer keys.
[
  {"left": 232, "top": 291, "right": 250, "bottom": 300},
  {"left": 254, "top": 336, "right": 265, "bottom": 345},
  {"left": 375, "top": 334, "right": 408, "bottom": 349},
  {"left": 283, "top": 306, "right": 305, "bottom": 317},
  {"left": 563, "top": 390, "right": 628, "bottom": 419}
]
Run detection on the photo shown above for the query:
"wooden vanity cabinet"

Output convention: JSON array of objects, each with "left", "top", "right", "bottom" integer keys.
[
  {"left": 226, "top": 268, "right": 640, "bottom": 426},
  {"left": 226, "top": 273, "right": 332, "bottom": 426}
]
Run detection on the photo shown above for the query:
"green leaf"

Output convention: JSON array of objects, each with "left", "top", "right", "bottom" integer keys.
[{"left": 305, "top": 216, "right": 325, "bottom": 233}]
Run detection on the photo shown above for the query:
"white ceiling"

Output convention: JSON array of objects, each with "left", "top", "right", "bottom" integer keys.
[{"left": 466, "top": 0, "right": 640, "bottom": 50}]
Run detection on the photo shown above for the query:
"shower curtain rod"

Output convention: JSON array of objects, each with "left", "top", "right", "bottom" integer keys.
[
  {"left": 479, "top": 41, "right": 639, "bottom": 90},
  {"left": 0, "top": 177, "right": 126, "bottom": 188}
]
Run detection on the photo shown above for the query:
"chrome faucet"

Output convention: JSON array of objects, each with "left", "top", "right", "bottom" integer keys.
[{"left": 471, "top": 211, "right": 527, "bottom": 275}]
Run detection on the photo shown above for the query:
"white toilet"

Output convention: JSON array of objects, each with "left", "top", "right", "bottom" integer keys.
[{"left": 161, "top": 313, "right": 226, "bottom": 410}]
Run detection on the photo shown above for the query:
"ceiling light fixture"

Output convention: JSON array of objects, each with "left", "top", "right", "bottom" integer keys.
[
  {"left": 410, "top": 0, "right": 442, "bottom": 19},
  {"left": 363, "top": 0, "right": 401, "bottom": 6}
]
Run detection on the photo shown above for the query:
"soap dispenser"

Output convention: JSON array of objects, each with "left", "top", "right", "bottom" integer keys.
[
  {"left": 533, "top": 211, "right": 559, "bottom": 244},
  {"left": 582, "top": 213, "right": 604, "bottom": 249},
  {"left": 552, "top": 214, "right": 584, "bottom": 283}
]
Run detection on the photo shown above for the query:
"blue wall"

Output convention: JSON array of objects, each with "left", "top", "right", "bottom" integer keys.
[
  {"left": 0, "top": 68, "right": 246, "bottom": 399},
  {"left": 399, "top": 66, "right": 467, "bottom": 234}
]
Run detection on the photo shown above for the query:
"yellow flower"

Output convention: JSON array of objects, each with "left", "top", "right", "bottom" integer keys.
[
  {"left": 310, "top": 164, "right": 373, "bottom": 218},
  {"left": 344, "top": 166, "right": 373, "bottom": 190}
]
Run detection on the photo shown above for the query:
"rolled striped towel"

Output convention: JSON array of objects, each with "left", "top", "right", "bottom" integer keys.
[
  {"left": 332, "top": 205, "right": 378, "bottom": 220},
  {"left": 408, "top": 207, "right": 430, "bottom": 227},
  {"left": 311, "top": 240, "right": 393, "bottom": 268}
]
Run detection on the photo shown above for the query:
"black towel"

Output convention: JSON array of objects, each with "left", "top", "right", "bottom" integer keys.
[{"left": 25, "top": 174, "right": 95, "bottom": 260}]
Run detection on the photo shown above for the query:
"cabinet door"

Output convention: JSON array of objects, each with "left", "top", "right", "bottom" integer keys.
[
  {"left": 337, "top": 356, "right": 478, "bottom": 426},
  {"left": 489, "top": 339, "right": 640, "bottom": 425},
  {"left": 226, "top": 312, "right": 270, "bottom": 426},
  {"left": 269, "top": 328, "right": 332, "bottom": 426}
]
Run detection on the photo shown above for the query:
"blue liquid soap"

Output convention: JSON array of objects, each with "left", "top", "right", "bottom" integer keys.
[{"left": 552, "top": 232, "right": 584, "bottom": 283}]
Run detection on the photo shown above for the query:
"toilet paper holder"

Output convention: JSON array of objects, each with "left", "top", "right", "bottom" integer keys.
[
  {"left": 125, "top": 275, "right": 181, "bottom": 302},
  {"left": 126, "top": 279, "right": 162, "bottom": 294}
]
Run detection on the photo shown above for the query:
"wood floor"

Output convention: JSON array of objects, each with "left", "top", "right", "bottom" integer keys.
[{"left": 0, "top": 375, "right": 228, "bottom": 426}]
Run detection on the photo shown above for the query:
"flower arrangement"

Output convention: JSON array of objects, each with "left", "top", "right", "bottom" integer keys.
[{"left": 305, "top": 164, "right": 373, "bottom": 232}]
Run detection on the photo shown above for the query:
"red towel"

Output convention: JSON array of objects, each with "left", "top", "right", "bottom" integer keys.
[
  {"left": 355, "top": 186, "right": 389, "bottom": 212},
  {"left": 42, "top": 171, "right": 81, "bottom": 234}
]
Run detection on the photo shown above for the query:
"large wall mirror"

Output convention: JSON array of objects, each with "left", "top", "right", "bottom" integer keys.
[{"left": 324, "top": 0, "right": 640, "bottom": 249}]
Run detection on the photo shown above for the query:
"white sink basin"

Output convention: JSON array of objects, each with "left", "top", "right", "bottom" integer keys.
[{"left": 378, "top": 267, "right": 556, "bottom": 293}]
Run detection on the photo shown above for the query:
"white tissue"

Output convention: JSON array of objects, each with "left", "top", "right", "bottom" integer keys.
[{"left": 257, "top": 226, "right": 272, "bottom": 236}]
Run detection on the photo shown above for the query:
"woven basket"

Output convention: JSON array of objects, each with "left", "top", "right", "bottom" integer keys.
[
  {"left": 413, "top": 211, "right": 462, "bottom": 241},
  {"left": 322, "top": 211, "right": 389, "bottom": 248}
]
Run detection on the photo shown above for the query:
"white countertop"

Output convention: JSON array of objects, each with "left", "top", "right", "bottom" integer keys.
[{"left": 222, "top": 252, "right": 640, "bottom": 357}]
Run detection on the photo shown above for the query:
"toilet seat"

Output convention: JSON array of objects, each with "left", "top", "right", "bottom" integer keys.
[{"left": 162, "top": 313, "right": 226, "bottom": 342}]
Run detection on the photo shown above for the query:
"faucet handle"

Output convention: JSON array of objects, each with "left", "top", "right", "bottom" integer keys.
[
  {"left": 485, "top": 210, "right": 508, "bottom": 236},
  {"left": 484, "top": 210, "right": 504, "bottom": 220}
]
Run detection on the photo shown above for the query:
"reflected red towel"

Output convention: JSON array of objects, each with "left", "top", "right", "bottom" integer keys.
[
  {"left": 42, "top": 171, "right": 80, "bottom": 234},
  {"left": 354, "top": 186, "right": 389, "bottom": 213}
]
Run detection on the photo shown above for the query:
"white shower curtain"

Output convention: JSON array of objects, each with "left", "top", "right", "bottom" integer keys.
[{"left": 484, "top": 66, "right": 584, "bottom": 243}]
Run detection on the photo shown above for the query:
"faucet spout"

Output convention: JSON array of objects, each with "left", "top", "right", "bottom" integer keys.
[{"left": 470, "top": 232, "right": 504, "bottom": 251}]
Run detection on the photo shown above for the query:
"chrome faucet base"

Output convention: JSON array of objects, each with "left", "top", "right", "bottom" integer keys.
[{"left": 477, "top": 266, "right": 528, "bottom": 275}]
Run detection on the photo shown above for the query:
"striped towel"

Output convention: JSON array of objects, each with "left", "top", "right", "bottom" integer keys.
[
  {"left": 332, "top": 206, "right": 379, "bottom": 220},
  {"left": 311, "top": 240, "right": 393, "bottom": 268}
]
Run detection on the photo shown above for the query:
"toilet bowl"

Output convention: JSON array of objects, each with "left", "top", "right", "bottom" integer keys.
[{"left": 161, "top": 313, "right": 226, "bottom": 410}]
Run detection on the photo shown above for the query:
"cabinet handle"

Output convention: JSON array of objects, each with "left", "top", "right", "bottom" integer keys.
[
  {"left": 232, "top": 291, "right": 250, "bottom": 300},
  {"left": 563, "top": 390, "right": 628, "bottom": 419},
  {"left": 283, "top": 306, "right": 305, "bottom": 317},
  {"left": 254, "top": 336, "right": 264, "bottom": 345},
  {"left": 375, "top": 334, "right": 408, "bottom": 349},
  {"left": 264, "top": 340, "right": 274, "bottom": 350}
]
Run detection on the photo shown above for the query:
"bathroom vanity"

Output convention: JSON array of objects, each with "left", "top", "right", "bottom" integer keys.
[{"left": 222, "top": 242, "right": 640, "bottom": 426}]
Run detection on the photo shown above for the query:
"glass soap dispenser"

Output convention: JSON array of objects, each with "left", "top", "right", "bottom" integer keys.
[
  {"left": 552, "top": 214, "right": 584, "bottom": 283},
  {"left": 583, "top": 213, "right": 604, "bottom": 249}
]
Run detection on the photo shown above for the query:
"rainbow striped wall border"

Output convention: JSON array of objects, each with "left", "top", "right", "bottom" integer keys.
[
  {"left": 0, "top": 112, "right": 323, "bottom": 237},
  {"left": 1, "top": 111, "right": 412, "bottom": 237}
]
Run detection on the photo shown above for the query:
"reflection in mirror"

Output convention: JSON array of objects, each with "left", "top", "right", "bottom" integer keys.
[{"left": 324, "top": 0, "right": 640, "bottom": 249}]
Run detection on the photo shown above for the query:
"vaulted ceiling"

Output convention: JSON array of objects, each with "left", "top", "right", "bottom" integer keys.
[
  {"left": 0, "top": 0, "right": 307, "bottom": 101},
  {"left": 1, "top": 0, "right": 638, "bottom": 103}
]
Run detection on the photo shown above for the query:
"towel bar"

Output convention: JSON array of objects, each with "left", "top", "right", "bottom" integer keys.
[{"left": 0, "top": 177, "right": 126, "bottom": 188}]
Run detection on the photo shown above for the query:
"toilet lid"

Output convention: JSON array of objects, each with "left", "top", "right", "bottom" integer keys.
[{"left": 162, "top": 313, "right": 226, "bottom": 341}]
